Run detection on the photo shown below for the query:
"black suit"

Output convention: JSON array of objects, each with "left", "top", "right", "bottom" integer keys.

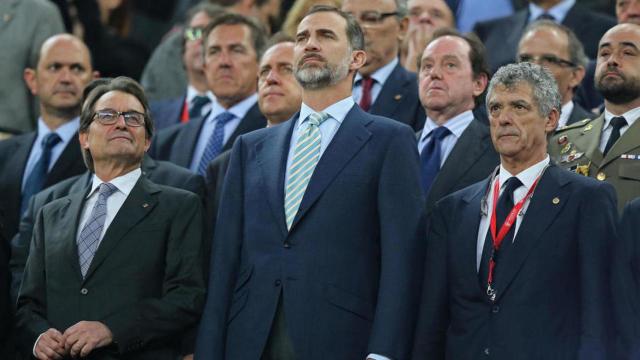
[
  {"left": 474, "top": 4, "right": 616, "bottom": 72},
  {"left": 413, "top": 164, "right": 617, "bottom": 359},
  {"left": 0, "top": 131, "right": 86, "bottom": 242},
  {"left": 422, "top": 119, "right": 499, "bottom": 215},
  {"left": 368, "top": 63, "right": 426, "bottom": 131},
  {"left": 16, "top": 176, "right": 206, "bottom": 360},
  {"left": 149, "top": 102, "right": 266, "bottom": 168}
]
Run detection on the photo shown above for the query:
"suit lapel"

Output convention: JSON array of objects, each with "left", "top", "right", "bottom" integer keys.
[
  {"left": 82, "top": 178, "right": 160, "bottom": 282},
  {"left": 170, "top": 116, "right": 206, "bottom": 167},
  {"left": 289, "top": 106, "right": 372, "bottom": 230},
  {"left": 140, "top": 155, "right": 158, "bottom": 179},
  {"left": 5, "top": 134, "right": 35, "bottom": 215},
  {"left": 460, "top": 181, "right": 490, "bottom": 295},
  {"left": 45, "top": 134, "right": 83, "bottom": 187},
  {"left": 492, "top": 165, "right": 570, "bottom": 302},
  {"left": 61, "top": 185, "right": 92, "bottom": 280},
  {"left": 256, "top": 118, "right": 294, "bottom": 237},
  {"left": 601, "top": 115, "right": 640, "bottom": 168},
  {"left": 369, "top": 64, "right": 408, "bottom": 118},
  {"left": 0, "top": 0, "right": 18, "bottom": 32},
  {"left": 223, "top": 102, "right": 267, "bottom": 152}
]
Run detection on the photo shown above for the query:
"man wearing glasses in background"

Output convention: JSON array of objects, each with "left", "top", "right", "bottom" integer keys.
[
  {"left": 342, "top": 0, "right": 426, "bottom": 131},
  {"left": 149, "top": 3, "right": 224, "bottom": 131},
  {"left": 517, "top": 20, "right": 594, "bottom": 130}
]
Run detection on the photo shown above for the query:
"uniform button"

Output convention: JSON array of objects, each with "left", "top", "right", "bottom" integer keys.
[
  {"left": 596, "top": 172, "right": 606, "bottom": 181},
  {"left": 274, "top": 280, "right": 281, "bottom": 287},
  {"left": 492, "top": 305, "right": 500, "bottom": 313},
  {"left": 80, "top": 288, "right": 88, "bottom": 295},
  {"left": 483, "top": 347, "right": 490, "bottom": 356},
  {"left": 283, "top": 242, "right": 291, "bottom": 249}
]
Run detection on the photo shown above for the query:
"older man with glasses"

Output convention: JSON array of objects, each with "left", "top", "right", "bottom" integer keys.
[
  {"left": 342, "top": 0, "right": 426, "bottom": 130},
  {"left": 517, "top": 20, "right": 594, "bottom": 129}
]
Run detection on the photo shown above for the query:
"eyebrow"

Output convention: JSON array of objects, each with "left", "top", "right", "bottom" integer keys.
[{"left": 599, "top": 41, "right": 640, "bottom": 50}]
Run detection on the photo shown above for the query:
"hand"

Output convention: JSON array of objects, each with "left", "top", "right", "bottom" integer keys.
[
  {"left": 34, "top": 328, "right": 67, "bottom": 360},
  {"left": 62, "top": 321, "right": 113, "bottom": 358},
  {"left": 183, "top": 354, "right": 194, "bottom": 360}
]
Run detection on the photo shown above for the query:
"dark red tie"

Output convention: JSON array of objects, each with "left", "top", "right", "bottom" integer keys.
[{"left": 359, "top": 76, "right": 374, "bottom": 112}]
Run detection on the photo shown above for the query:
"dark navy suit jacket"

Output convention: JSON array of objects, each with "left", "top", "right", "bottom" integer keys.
[
  {"left": 195, "top": 105, "right": 426, "bottom": 360},
  {"left": 149, "top": 96, "right": 185, "bottom": 131},
  {"left": 369, "top": 63, "right": 426, "bottom": 131},
  {"left": 413, "top": 164, "right": 616, "bottom": 359}
]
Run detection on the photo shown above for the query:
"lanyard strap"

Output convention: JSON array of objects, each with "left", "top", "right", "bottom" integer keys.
[{"left": 487, "top": 176, "right": 540, "bottom": 294}]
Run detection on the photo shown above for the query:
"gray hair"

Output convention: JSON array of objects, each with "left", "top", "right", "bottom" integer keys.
[
  {"left": 520, "top": 20, "right": 588, "bottom": 68},
  {"left": 487, "top": 62, "right": 562, "bottom": 117}
]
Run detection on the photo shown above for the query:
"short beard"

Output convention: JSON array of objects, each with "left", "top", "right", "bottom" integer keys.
[
  {"left": 43, "top": 103, "right": 81, "bottom": 120},
  {"left": 294, "top": 55, "right": 350, "bottom": 90},
  {"left": 596, "top": 73, "right": 640, "bottom": 105}
]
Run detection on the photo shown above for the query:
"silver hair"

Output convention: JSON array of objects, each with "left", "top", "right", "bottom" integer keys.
[{"left": 487, "top": 62, "right": 562, "bottom": 117}]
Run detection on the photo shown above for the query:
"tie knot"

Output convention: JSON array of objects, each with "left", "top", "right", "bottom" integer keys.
[
  {"left": 42, "top": 132, "right": 62, "bottom": 149},
  {"left": 192, "top": 95, "right": 211, "bottom": 107},
  {"left": 307, "top": 112, "right": 329, "bottom": 127},
  {"left": 536, "top": 12, "right": 555, "bottom": 21},
  {"left": 215, "top": 112, "right": 235, "bottom": 125},
  {"left": 502, "top": 176, "right": 522, "bottom": 196},
  {"left": 430, "top": 126, "right": 451, "bottom": 141},
  {"left": 610, "top": 116, "right": 627, "bottom": 129},
  {"left": 361, "top": 76, "right": 374, "bottom": 88},
  {"left": 98, "top": 183, "right": 118, "bottom": 198}
]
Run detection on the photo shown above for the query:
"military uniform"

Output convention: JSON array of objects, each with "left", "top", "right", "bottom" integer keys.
[{"left": 549, "top": 114, "right": 640, "bottom": 213}]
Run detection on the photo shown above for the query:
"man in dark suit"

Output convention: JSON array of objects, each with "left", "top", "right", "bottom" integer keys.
[
  {"left": 342, "top": 0, "right": 426, "bottom": 131},
  {"left": 0, "top": 34, "right": 97, "bottom": 242},
  {"left": 149, "top": 3, "right": 223, "bottom": 131},
  {"left": 413, "top": 62, "right": 616, "bottom": 359},
  {"left": 15, "top": 77, "right": 206, "bottom": 360},
  {"left": 517, "top": 20, "right": 595, "bottom": 128},
  {"left": 416, "top": 28, "right": 499, "bottom": 215},
  {"left": 474, "top": 0, "right": 616, "bottom": 73},
  {"left": 196, "top": 6, "right": 425, "bottom": 360},
  {"left": 150, "top": 13, "right": 267, "bottom": 175}
]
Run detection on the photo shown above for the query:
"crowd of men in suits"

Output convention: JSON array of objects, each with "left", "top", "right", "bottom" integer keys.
[{"left": 2, "top": 0, "right": 640, "bottom": 359}]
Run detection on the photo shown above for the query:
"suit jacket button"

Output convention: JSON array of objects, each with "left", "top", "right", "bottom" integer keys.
[
  {"left": 274, "top": 280, "right": 281, "bottom": 287},
  {"left": 80, "top": 288, "right": 88, "bottom": 295}
]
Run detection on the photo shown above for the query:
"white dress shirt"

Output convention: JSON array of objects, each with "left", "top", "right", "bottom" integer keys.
[
  {"left": 189, "top": 93, "right": 258, "bottom": 172},
  {"left": 22, "top": 117, "right": 79, "bottom": 190},
  {"left": 557, "top": 100, "right": 574, "bottom": 129},
  {"left": 598, "top": 106, "right": 640, "bottom": 153},
  {"left": 352, "top": 57, "right": 399, "bottom": 106},
  {"left": 418, "top": 110, "right": 475, "bottom": 166},
  {"left": 475, "top": 156, "right": 550, "bottom": 270}
]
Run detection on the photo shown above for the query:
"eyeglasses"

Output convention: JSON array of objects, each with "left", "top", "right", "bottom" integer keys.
[
  {"left": 517, "top": 54, "right": 576, "bottom": 68},
  {"left": 184, "top": 26, "right": 204, "bottom": 41},
  {"left": 93, "top": 109, "right": 146, "bottom": 127},
  {"left": 348, "top": 11, "right": 398, "bottom": 25}
]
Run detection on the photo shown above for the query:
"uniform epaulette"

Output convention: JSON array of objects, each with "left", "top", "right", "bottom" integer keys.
[{"left": 555, "top": 118, "right": 592, "bottom": 132}]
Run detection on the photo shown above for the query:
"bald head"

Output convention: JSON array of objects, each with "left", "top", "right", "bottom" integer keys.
[{"left": 25, "top": 34, "right": 97, "bottom": 126}]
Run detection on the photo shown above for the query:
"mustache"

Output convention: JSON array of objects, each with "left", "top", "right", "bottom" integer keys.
[
  {"left": 601, "top": 66, "right": 625, "bottom": 79},
  {"left": 298, "top": 52, "right": 327, "bottom": 66},
  {"left": 53, "top": 85, "right": 77, "bottom": 94}
]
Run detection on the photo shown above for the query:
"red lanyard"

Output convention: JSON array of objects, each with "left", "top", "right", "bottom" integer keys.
[{"left": 486, "top": 176, "right": 540, "bottom": 299}]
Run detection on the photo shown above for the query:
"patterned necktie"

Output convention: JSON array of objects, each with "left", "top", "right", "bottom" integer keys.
[
  {"left": 77, "top": 183, "right": 118, "bottom": 277},
  {"left": 189, "top": 95, "right": 211, "bottom": 119},
  {"left": 21, "top": 133, "right": 62, "bottom": 214},
  {"left": 197, "top": 111, "right": 235, "bottom": 176},
  {"left": 359, "top": 76, "right": 375, "bottom": 112},
  {"left": 479, "top": 177, "right": 522, "bottom": 285},
  {"left": 604, "top": 116, "right": 627, "bottom": 156},
  {"left": 284, "top": 112, "right": 330, "bottom": 230},
  {"left": 420, "top": 126, "right": 451, "bottom": 194}
]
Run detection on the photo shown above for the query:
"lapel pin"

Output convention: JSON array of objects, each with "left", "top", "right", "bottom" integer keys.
[
  {"left": 552, "top": 197, "right": 560, "bottom": 205},
  {"left": 557, "top": 135, "right": 568, "bottom": 145},
  {"left": 583, "top": 124, "right": 593, "bottom": 132},
  {"left": 142, "top": 203, "right": 149, "bottom": 208},
  {"left": 3, "top": 14, "right": 11, "bottom": 22},
  {"left": 394, "top": 94, "right": 402, "bottom": 101},
  {"left": 560, "top": 143, "right": 571, "bottom": 154}
]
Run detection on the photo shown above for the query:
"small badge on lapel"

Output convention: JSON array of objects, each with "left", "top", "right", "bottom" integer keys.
[
  {"left": 557, "top": 135, "right": 568, "bottom": 145},
  {"left": 142, "top": 203, "right": 149, "bottom": 208},
  {"left": 560, "top": 151, "right": 583, "bottom": 163},
  {"left": 582, "top": 124, "right": 593, "bottom": 132},
  {"left": 621, "top": 154, "right": 640, "bottom": 160},
  {"left": 3, "top": 14, "right": 11, "bottom": 23},
  {"left": 394, "top": 94, "right": 402, "bottom": 101},
  {"left": 552, "top": 197, "right": 560, "bottom": 205},
  {"left": 575, "top": 163, "right": 590, "bottom": 176},
  {"left": 560, "top": 143, "right": 572, "bottom": 154}
]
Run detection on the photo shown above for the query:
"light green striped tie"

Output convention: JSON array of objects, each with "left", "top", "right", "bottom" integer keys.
[{"left": 285, "top": 112, "right": 329, "bottom": 230}]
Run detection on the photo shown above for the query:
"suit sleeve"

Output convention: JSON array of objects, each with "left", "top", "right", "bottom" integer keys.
[
  {"left": 195, "top": 137, "right": 245, "bottom": 359},
  {"left": 9, "top": 195, "right": 40, "bottom": 306},
  {"left": 100, "top": 193, "right": 207, "bottom": 354},
  {"left": 14, "top": 208, "right": 54, "bottom": 354},
  {"left": 367, "top": 125, "right": 427, "bottom": 359},
  {"left": 577, "top": 181, "right": 617, "bottom": 359},
  {"left": 411, "top": 200, "right": 449, "bottom": 359}
]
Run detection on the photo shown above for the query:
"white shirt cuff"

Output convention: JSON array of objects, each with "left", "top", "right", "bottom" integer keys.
[
  {"left": 33, "top": 332, "right": 45, "bottom": 356},
  {"left": 368, "top": 354, "right": 392, "bottom": 360}
]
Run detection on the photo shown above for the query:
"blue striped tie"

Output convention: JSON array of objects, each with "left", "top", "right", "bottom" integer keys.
[
  {"left": 77, "top": 183, "right": 118, "bottom": 277},
  {"left": 284, "top": 112, "right": 329, "bottom": 230},
  {"left": 197, "top": 111, "right": 235, "bottom": 175}
]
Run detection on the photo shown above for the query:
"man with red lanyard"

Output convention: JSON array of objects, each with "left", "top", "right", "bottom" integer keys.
[{"left": 412, "top": 62, "right": 617, "bottom": 359}]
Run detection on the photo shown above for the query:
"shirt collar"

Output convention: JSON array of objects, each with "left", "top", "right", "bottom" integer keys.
[
  {"left": 208, "top": 93, "right": 258, "bottom": 123},
  {"left": 88, "top": 168, "right": 142, "bottom": 199},
  {"left": 558, "top": 100, "right": 574, "bottom": 128},
  {"left": 298, "top": 96, "right": 355, "bottom": 126},
  {"left": 186, "top": 85, "right": 215, "bottom": 105},
  {"left": 603, "top": 106, "right": 640, "bottom": 130},
  {"left": 36, "top": 117, "right": 80, "bottom": 144},
  {"left": 498, "top": 155, "right": 550, "bottom": 192},
  {"left": 528, "top": 0, "right": 575, "bottom": 23},
  {"left": 419, "top": 110, "right": 474, "bottom": 144},
  {"left": 355, "top": 57, "right": 399, "bottom": 86}
]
